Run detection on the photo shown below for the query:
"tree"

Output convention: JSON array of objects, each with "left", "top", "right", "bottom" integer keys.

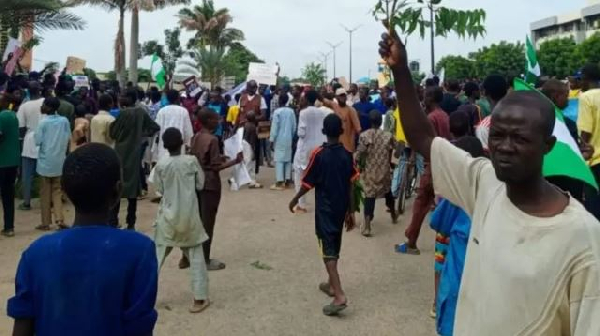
[
  {"left": 302, "top": 62, "right": 326, "bottom": 87},
  {"left": 128, "top": 0, "right": 189, "bottom": 85},
  {"left": 222, "top": 42, "right": 263, "bottom": 84},
  {"left": 107, "top": 68, "right": 152, "bottom": 83},
  {"left": 181, "top": 46, "right": 229, "bottom": 89},
  {"left": 141, "top": 28, "right": 184, "bottom": 87},
  {"left": 1, "top": 0, "right": 85, "bottom": 55},
  {"left": 538, "top": 37, "right": 578, "bottom": 79},
  {"left": 435, "top": 55, "right": 475, "bottom": 80},
  {"left": 469, "top": 41, "right": 524, "bottom": 79},
  {"left": 178, "top": 0, "right": 244, "bottom": 49},
  {"left": 372, "top": 0, "right": 486, "bottom": 73},
  {"left": 573, "top": 32, "right": 600, "bottom": 68}
]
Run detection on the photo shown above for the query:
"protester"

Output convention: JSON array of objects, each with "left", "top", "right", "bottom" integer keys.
[
  {"left": 90, "top": 93, "right": 116, "bottom": 147},
  {"left": 190, "top": 108, "right": 243, "bottom": 271},
  {"left": 69, "top": 105, "right": 90, "bottom": 152},
  {"left": 323, "top": 88, "right": 361, "bottom": 152},
  {"left": 292, "top": 90, "right": 329, "bottom": 213},
  {"left": 380, "top": 30, "right": 600, "bottom": 335},
  {"left": 0, "top": 93, "right": 19, "bottom": 237},
  {"left": 440, "top": 79, "right": 461, "bottom": 114},
  {"left": 109, "top": 90, "right": 160, "bottom": 230},
  {"left": 237, "top": 80, "right": 267, "bottom": 127},
  {"left": 269, "top": 94, "right": 296, "bottom": 191},
  {"left": 383, "top": 98, "right": 397, "bottom": 134},
  {"left": 154, "top": 127, "right": 210, "bottom": 314},
  {"left": 346, "top": 83, "right": 360, "bottom": 106},
  {"left": 154, "top": 90, "right": 194, "bottom": 162},
  {"left": 55, "top": 82, "right": 75, "bottom": 129},
  {"left": 475, "top": 75, "right": 509, "bottom": 151},
  {"left": 356, "top": 110, "right": 396, "bottom": 237},
  {"left": 7, "top": 143, "right": 158, "bottom": 335},
  {"left": 396, "top": 86, "right": 450, "bottom": 254},
  {"left": 16, "top": 82, "right": 44, "bottom": 211},
  {"left": 353, "top": 87, "right": 378, "bottom": 131},
  {"left": 455, "top": 82, "right": 482, "bottom": 135},
  {"left": 242, "top": 111, "right": 262, "bottom": 188}
]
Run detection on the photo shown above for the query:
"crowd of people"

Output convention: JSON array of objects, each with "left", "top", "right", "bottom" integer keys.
[{"left": 1, "top": 30, "right": 600, "bottom": 335}]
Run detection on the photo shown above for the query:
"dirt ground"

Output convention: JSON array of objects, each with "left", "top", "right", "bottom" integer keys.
[{"left": 0, "top": 169, "right": 437, "bottom": 336}]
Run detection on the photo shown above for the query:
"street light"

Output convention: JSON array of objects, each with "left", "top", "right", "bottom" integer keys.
[
  {"left": 319, "top": 51, "right": 332, "bottom": 82},
  {"left": 341, "top": 24, "right": 361, "bottom": 84},
  {"left": 326, "top": 41, "right": 343, "bottom": 79}
]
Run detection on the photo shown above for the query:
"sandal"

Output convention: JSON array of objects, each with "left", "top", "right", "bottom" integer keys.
[
  {"left": 207, "top": 259, "right": 226, "bottom": 271},
  {"left": 323, "top": 302, "right": 347, "bottom": 316},
  {"left": 394, "top": 243, "right": 421, "bottom": 255},
  {"left": 318, "top": 282, "right": 334, "bottom": 297},
  {"left": 57, "top": 222, "right": 70, "bottom": 230},
  {"left": 189, "top": 300, "right": 210, "bottom": 314},
  {"left": 35, "top": 224, "right": 51, "bottom": 231},
  {"left": 294, "top": 206, "right": 308, "bottom": 214}
]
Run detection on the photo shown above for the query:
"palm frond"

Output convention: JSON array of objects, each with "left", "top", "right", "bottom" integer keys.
[{"left": 16, "top": 10, "right": 86, "bottom": 31}]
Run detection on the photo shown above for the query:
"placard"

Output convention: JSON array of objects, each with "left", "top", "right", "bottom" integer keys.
[
  {"left": 66, "top": 56, "right": 86, "bottom": 75},
  {"left": 182, "top": 76, "right": 202, "bottom": 97},
  {"left": 247, "top": 63, "right": 278, "bottom": 86},
  {"left": 72, "top": 75, "right": 89, "bottom": 89}
]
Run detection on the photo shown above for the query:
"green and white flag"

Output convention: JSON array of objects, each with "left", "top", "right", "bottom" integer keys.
[
  {"left": 150, "top": 53, "right": 166, "bottom": 90},
  {"left": 514, "top": 78, "right": 597, "bottom": 189},
  {"left": 525, "top": 35, "right": 540, "bottom": 84}
]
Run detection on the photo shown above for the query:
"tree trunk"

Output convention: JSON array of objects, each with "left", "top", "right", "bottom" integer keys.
[
  {"left": 116, "top": 7, "right": 127, "bottom": 88},
  {"left": 429, "top": 4, "right": 435, "bottom": 74},
  {"left": 128, "top": 5, "right": 139, "bottom": 85}
]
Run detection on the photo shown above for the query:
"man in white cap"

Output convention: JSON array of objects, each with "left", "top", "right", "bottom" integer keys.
[{"left": 322, "top": 88, "right": 361, "bottom": 152}]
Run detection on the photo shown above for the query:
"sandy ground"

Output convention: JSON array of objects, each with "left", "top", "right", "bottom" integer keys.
[{"left": 0, "top": 169, "right": 437, "bottom": 336}]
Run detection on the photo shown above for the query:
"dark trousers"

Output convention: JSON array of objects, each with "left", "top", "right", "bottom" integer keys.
[
  {"left": 585, "top": 164, "right": 600, "bottom": 220},
  {"left": 139, "top": 141, "right": 148, "bottom": 192},
  {"left": 364, "top": 192, "right": 395, "bottom": 220},
  {"left": 0, "top": 167, "right": 17, "bottom": 231},
  {"left": 198, "top": 189, "right": 221, "bottom": 262},
  {"left": 405, "top": 167, "right": 434, "bottom": 247},
  {"left": 109, "top": 198, "right": 138, "bottom": 229}
]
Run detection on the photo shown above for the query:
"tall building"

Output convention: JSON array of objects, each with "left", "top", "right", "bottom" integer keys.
[{"left": 530, "top": 0, "right": 600, "bottom": 47}]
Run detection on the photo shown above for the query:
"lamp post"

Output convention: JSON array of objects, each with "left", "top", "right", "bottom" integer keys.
[
  {"left": 326, "top": 41, "right": 343, "bottom": 79},
  {"left": 319, "top": 51, "right": 332, "bottom": 82},
  {"left": 341, "top": 24, "right": 361, "bottom": 84}
]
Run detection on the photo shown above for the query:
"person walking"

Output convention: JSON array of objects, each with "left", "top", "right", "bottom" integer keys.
[
  {"left": 0, "top": 93, "right": 20, "bottom": 237},
  {"left": 269, "top": 94, "right": 296, "bottom": 190}
]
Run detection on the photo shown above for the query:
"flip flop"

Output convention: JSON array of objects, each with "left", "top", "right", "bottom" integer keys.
[
  {"left": 207, "top": 259, "right": 226, "bottom": 271},
  {"left": 323, "top": 302, "right": 347, "bottom": 316},
  {"left": 394, "top": 243, "right": 421, "bottom": 255},
  {"left": 57, "top": 223, "right": 70, "bottom": 230},
  {"left": 35, "top": 224, "right": 51, "bottom": 231},
  {"left": 318, "top": 282, "right": 334, "bottom": 297},
  {"left": 189, "top": 300, "right": 210, "bottom": 314}
]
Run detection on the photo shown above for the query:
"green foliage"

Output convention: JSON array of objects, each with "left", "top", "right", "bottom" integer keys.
[
  {"left": 184, "top": 46, "right": 229, "bottom": 89},
  {"left": 1, "top": 0, "right": 86, "bottom": 32},
  {"left": 372, "top": 0, "right": 485, "bottom": 39},
  {"left": 222, "top": 42, "right": 263, "bottom": 84},
  {"left": 107, "top": 68, "right": 152, "bottom": 83},
  {"left": 469, "top": 41, "right": 524, "bottom": 79},
  {"left": 573, "top": 32, "right": 600, "bottom": 67},
  {"left": 411, "top": 71, "right": 425, "bottom": 83},
  {"left": 301, "top": 62, "right": 327, "bottom": 87},
  {"left": 82, "top": 68, "right": 97, "bottom": 79},
  {"left": 141, "top": 28, "right": 184, "bottom": 82},
  {"left": 538, "top": 37, "right": 578, "bottom": 79},
  {"left": 178, "top": 0, "right": 244, "bottom": 49},
  {"left": 435, "top": 55, "right": 475, "bottom": 80},
  {"left": 277, "top": 76, "right": 291, "bottom": 87}
]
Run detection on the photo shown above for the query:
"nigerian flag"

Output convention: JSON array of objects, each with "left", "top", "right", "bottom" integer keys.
[
  {"left": 525, "top": 35, "right": 540, "bottom": 84},
  {"left": 514, "top": 78, "right": 597, "bottom": 189},
  {"left": 150, "top": 53, "right": 166, "bottom": 90}
]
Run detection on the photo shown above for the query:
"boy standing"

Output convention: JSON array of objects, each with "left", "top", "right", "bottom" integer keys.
[
  {"left": 154, "top": 127, "right": 210, "bottom": 313},
  {"left": 0, "top": 93, "right": 20, "bottom": 237},
  {"left": 34, "top": 97, "right": 71, "bottom": 230},
  {"left": 7, "top": 143, "right": 158, "bottom": 335},
  {"left": 289, "top": 114, "right": 359, "bottom": 316}
]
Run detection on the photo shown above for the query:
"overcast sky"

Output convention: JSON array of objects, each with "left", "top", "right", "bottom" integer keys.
[{"left": 34, "top": 0, "right": 585, "bottom": 80}]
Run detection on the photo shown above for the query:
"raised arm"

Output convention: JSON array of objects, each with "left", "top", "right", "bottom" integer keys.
[{"left": 378, "top": 29, "right": 434, "bottom": 161}]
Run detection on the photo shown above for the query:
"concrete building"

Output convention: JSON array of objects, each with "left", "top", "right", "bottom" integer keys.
[{"left": 531, "top": 0, "right": 600, "bottom": 47}]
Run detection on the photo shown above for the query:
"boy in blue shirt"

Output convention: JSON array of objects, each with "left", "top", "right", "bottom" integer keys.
[
  {"left": 289, "top": 114, "right": 359, "bottom": 316},
  {"left": 7, "top": 143, "right": 158, "bottom": 336},
  {"left": 34, "top": 97, "right": 71, "bottom": 230}
]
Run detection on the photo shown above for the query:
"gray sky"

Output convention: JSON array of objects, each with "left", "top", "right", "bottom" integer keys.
[{"left": 34, "top": 0, "right": 585, "bottom": 80}]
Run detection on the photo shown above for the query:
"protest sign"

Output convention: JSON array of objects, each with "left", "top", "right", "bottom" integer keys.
[
  {"left": 72, "top": 76, "right": 90, "bottom": 89},
  {"left": 257, "top": 121, "right": 271, "bottom": 139},
  {"left": 182, "top": 76, "right": 202, "bottom": 97},
  {"left": 4, "top": 47, "right": 23, "bottom": 76},
  {"left": 2, "top": 38, "right": 21, "bottom": 62},
  {"left": 66, "top": 56, "right": 86, "bottom": 75},
  {"left": 224, "top": 128, "right": 252, "bottom": 187},
  {"left": 247, "top": 62, "right": 278, "bottom": 86}
]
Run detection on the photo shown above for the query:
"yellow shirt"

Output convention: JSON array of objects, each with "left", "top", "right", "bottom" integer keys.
[
  {"left": 569, "top": 89, "right": 581, "bottom": 99},
  {"left": 226, "top": 105, "right": 239, "bottom": 123},
  {"left": 577, "top": 89, "right": 600, "bottom": 166},
  {"left": 393, "top": 107, "right": 406, "bottom": 143}
]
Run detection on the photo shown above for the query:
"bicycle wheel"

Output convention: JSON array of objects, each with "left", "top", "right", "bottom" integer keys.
[
  {"left": 405, "top": 166, "right": 418, "bottom": 199},
  {"left": 397, "top": 165, "right": 408, "bottom": 215}
]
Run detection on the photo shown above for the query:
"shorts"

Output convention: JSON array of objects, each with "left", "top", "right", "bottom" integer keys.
[
  {"left": 317, "top": 233, "right": 342, "bottom": 260},
  {"left": 434, "top": 232, "right": 450, "bottom": 273}
]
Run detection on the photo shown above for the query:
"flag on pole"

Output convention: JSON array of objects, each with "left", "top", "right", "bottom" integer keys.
[
  {"left": 525, "top": 36, "right": 540, "bottom": 84},
  {"left": 150, "top": 53, "right": 166, "bottom": 90},
  {"left": 514, "top": 78, "right": 597, "bottom": 189}
]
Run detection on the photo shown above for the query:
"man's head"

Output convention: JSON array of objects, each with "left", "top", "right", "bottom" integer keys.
[
  {"left": 384, "top": 97, "right": 396, "bottom": 109},
  {"left": 424, "top": 86, "right": 444, "bottom": 111},
  {"left": 454, "top": 136, "right": 485, "bottom": 159},
  {"left": 162, "top": 127, "right": 183, "bottom": 154},
  {"left": 62, "top": 143, "right": 122, "bottom": 215},
  {"left": 0, "top": 93, "right": 12, "bottom": 110},
  {"left": 482, "top": 75, "right": 508, "bottom": 105},
  {"left": 305, "top": 90, "right": 318, "bottom": 106},
  {"left": 322, "top": 113, "right": 343, "bottom": 139},
  {"left": 125, "top": 88, "right": 138, "bottom": 106},
  {"left": 41, "top": 97, "right": 60, "bottom": 115},
  {"left": 349, "top": 83, "right": 359, "bottom": 95},
  {"left": 209, "top": 90, "right": 220, "bottom": 104},
  {"left": 359, "top": 87, "right": 369, "bottom": 102},
  {"left": 380, "top": 86, "right": 391, "bottom": 100},
  {"left": 246, "top": 80, "right": 258, "bottom": 95},
  {"left": 369, "top": 110, "right": 383, "bottom": 129},
  {"left": 464, "top": 82, "right": 480, "bottom": 101},
  {"left": 28, "top": 81, "right": 42, "bottom": 98},
  {"left": 489, "top": 91, "right": 556, "bottom": 184},
  {"left": 292, "top": 85, "right": 302, "bottom": 98},
  {"left": 445, "top": 79, "right": 460, "bottom": 93},
  {"left": 580, "top": 63, "right": 600, "bottom": 91},
  {"left": 449, "top": 110, "right": 470, "bottom": 138},
  {"left": 98, "top": 94, "right": 113, "bottom": 111},
  {"left": 541, "top": 79, "right": 569, "bottom": 110},
  {"left": 335, "top": 88, "right": 347, "bottom": 107},
  {"left": 150, "top": 90, "right": 162, "bottom": 104},
  {"left": 278, "top": 91, "right": 289, "bottom": 107},
  {"left": 78, "top": 86, "right": 89, "bottom": 99},
  {"left": 198, "top": 107, "right": 219, "bottom": 131},
  {"left": 166, "top": 89, "right": 180, "bottom": 105}
]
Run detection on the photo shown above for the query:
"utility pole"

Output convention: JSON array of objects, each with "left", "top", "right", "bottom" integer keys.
[
  {"left": 319, "top": 51, "right": 331, "bottom": 82},
  {"left": 341, "top": 24, "right": 361, "bottom": 84},
  {"left": 326, "top": 41, "right": 343, "bottom": 79},
  {"left": 429, "top": 3, "right": 436, "bottom": 74}
]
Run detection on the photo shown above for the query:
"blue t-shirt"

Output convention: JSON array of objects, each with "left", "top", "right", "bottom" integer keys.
[
  {"left": 7, "top": 225, "right": 158, "bottom": 336},
  {"left": 353, "top": 101, "right": 378, "bottom": 132}
]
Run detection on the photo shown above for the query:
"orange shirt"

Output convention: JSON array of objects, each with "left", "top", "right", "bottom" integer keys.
[{"left": 332, "top": 104, "right": 361, "bottom": 152}]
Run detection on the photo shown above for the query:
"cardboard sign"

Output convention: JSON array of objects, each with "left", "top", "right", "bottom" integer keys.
[
  {"left": 4, "top": 47, "right": 23, "bottom": 76},
  {"left": 2, "top": 38, "right": 21, "bottom": 62},
  {"left": 66, "top": 56, "right": 86, "bottom": 75},
  {"left": 247, "top": 63, "right": 278, "bottom": 86},
  {"left": 182, "top": 76, "right": 202, "bottom": 97},
  {"left": 72, "top": 75, "right": 89, "bottom": 89},
  {"left": 257, "top": 121, "right": 271, "bottom": 139}
]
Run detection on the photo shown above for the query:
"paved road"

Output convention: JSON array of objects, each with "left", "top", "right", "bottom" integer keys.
[{"left": 0, "top": 169, "right": 437, "bottom": 336}]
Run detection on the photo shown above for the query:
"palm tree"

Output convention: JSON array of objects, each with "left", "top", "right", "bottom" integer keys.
[
  {"left": 1, "top": 0, "right": 85, "bottom": 55},
  {"left": 128, "top": 0, "right": 189, "bottom": 85},
  {"left": 180, "top": 45, "right": 229, "bottom": 89},
  {"left": 178, "top": 0, "right": 244, "bottom": 49},
  {"left": 302, "top": 62, "right": 326, "bottom": 87}
]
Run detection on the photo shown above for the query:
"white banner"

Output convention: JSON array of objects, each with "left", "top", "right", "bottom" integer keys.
[{"left": 247, "top": 62, "right": 278, "bottom": 86}]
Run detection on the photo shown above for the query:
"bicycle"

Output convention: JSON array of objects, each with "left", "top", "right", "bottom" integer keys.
[{"left": 395, "top": 150, "right": 419, "bottom": 215}]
